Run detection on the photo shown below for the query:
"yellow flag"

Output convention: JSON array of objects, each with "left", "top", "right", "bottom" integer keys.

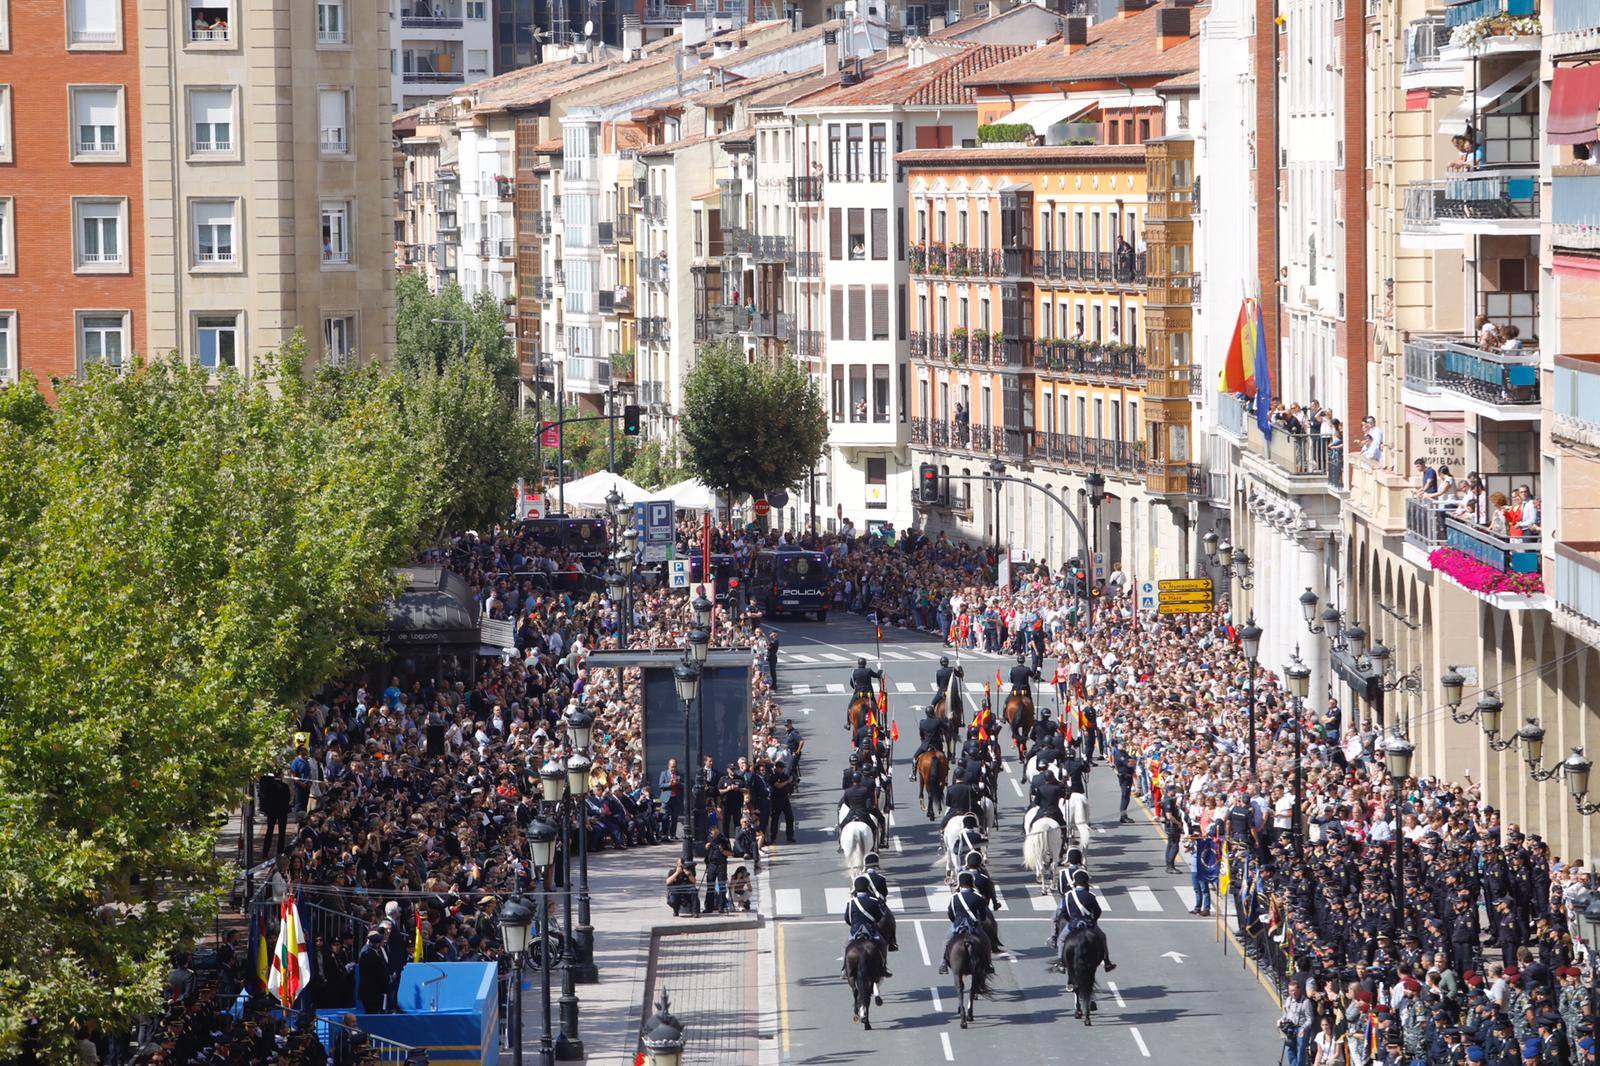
[
  {"left": 413, "top": 911, "right": 425, "bottom": 963},
  {"left": 1218, "top": 841, "right": 1231, "bottom": 895}
]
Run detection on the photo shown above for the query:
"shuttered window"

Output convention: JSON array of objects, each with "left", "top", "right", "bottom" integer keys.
[
  {"left": 829, "top": 207, "right": 843, "bottom": 260},
  {"left": 831, "top": 286, "right": 845, "bottom": 339},
  {"left": 870, "top": 208, "right": 888, "bottom": 260},
  {"left": 871, "top": 285, "right": 889, "bottom": 340},
  {"left": 848, "top": 285, "right": 866, "bottom": 341}
]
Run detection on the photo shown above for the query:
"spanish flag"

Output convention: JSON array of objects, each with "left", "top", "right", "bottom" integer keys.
[
  {"left": 413, "top": 908, "right": 425, "bottom": 963},
  {"left": 249, "top": 907, "right": 271, "bottom": 992},
  {"left": 1218, "top": 299, "right": 1260, "bottom": 396},
  {"left": 267, "top": 897, "right": 312, "bottom": 1006}
]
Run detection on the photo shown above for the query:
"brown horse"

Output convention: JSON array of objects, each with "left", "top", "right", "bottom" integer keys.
[
  {"left": 931, "top": 690, "right": 964, "bottom": 757},
  {"left": 915, "top": 749, "right": 948, "bottom": 821},
  {"left": 1003, "top": 691, "right": 1034, "bottom": 757},
  {"left": 847, "top": 692, "right": 876, "bottom": 733}
]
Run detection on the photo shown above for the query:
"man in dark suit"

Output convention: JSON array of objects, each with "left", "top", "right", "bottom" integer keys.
[{"left": 356, "top": 929, "right": 389, "bottom": 1013}]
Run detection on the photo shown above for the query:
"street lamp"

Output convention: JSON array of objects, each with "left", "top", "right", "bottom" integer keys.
[
  {"left": 500, "top": 896, "right": 534, "bottom": 1066},
  {"left": 1240, "top": 615, "right": 1262, "bottom": 774},
  {"left": 688, "top": 626, "right": 711, "bottom": 666},
  {"left": 535, "top": 755, "right": 583, "bottom": 1059},
  {"left": 1230, "top": 549, "right": 1254, "bottom": 591},
  {"left": 1344, "top": 622, "right": 1367, "bottom": 661},
  {"left": 640, "top": 989, "right": 687, "bottom": 1066},
  {"left": 604, "top": 487, "right": 624, "bottom": 534},
  {"left": 1473, "top": 693, "right": 1515, "bottom": 751},
  {"left": 1518, "top": 718, "right": 1562, "bottom": 782},
  {"left": 1086, "top": 471, "right": 1106, "bottom": 605},
  {"left": 1441, "top": 667, "right": 1470, "bottom": 722},
  {"left": 563, "top": 709, "right": 597, "bottom": 984},
  {"left": 1285, "top": 658, "right": 1311, "bottom": 863},
  {"left": 566, "top": 706, "right": 594, "bottom": 752},
  {"left": 1216, "top": 540, "right": 1234, "bottom": 569},
  {"left": 527, "top": 820, "right": 559, "bottom": 1066},
  {"left": 1562, "top": 747, "right": 1600, "bottom": 816},
  {"left": 674, "top": 657, "right": 703, "bottom": 863},
  {"left": 692, "top": 592, "right": 713, "bottom": 631},
  {"left": 606, "top": 568, "right": 628, "bottom": 646},
  {"left": 1381, "top": 731, "right": 1414, "bottom": 941}
]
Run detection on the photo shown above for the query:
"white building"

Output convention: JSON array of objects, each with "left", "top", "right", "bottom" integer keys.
[{"left": 391, "top": 0, "right": 496, "bottom": 112}]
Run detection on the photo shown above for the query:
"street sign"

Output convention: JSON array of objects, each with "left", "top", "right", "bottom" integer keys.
[
  {"left": 1138, "top": 580, "right": 1156, "bottom": 612},
  {"left": 668, "top": 559, "right": 690, "bottom": 588},
  {"left": 540, "top": 421, "right": 560, "bottom": 448},
  {"left": 1157, "top": 589, "right": 1214, "bottom": 605},
  {"left": 766, "top": 489, "right": 789, "bottom": 509},
  {"left": 635, "top": 499, "right": 676, "bottom": 563},
  {"left": 1158, "top": 602, "right": 1213, "bottom": 615},
  {"left": 753, "top": 498, "right": 771, "bottom": 517},
  {"left": 1158, "top": 578, "right": 1214, "bottom": 593}
]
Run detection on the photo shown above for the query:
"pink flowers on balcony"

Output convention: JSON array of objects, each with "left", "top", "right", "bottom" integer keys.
[{"left": 1428, "top": 547, "right": 1545, "bottom": 595}]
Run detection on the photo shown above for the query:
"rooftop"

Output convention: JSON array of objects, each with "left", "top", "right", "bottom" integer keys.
[
  {"left": 965, "top": 3, "right": 1205, "bottom": 87},
  {"left": 897, "top": 143, "right": 1146, "bottom": 166},
  {"left": 797, "top": 44, "right": 1034, "bottom": 109}
]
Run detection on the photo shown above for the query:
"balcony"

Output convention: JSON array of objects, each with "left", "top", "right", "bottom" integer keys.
[
  {"left": 1402, "top": 334, "right": 1450, "bottom": 399},
  {"left": 1036, "top": 339, "right": 1146, "bottom": 383},
  {"left": 1555, "top": 543, "right": 1600, "bottom": 627},
  {"left": 1437, "top": 339, "right": 1540, "bottom": 412},
  {"left": 795, "top": 329, "right": 824, "bottom": 359},
  {"left": 609, "top": 286, "right": 633, "bottom": 313},
  {"left": 639, "top": 316, "right": 669, "bottom": 344},
  {"left": 437, "top": 210, "right": 459, "bottom": 234},
  {"left": 1031, "top": 249, "right": 1148, "bottom": 288},
  {"left": 1444, "top": 0, "right": 1536, "bottom": 28},
  {"left": 638, "top": 255, "right": 671, "bottom": 288},
  {"left": 752, "top": 235, "right": 792, "bottom": 265},
  {"left": 1554, "top": 0, "right": 1600, "bottom": 52},
  {"left": 477, "top": 237, "right": 514, "bottom": 260},
  {"left": 724, "top": 229, "right": 756, "bottom": 258},
  {"left": 614, "top": 214, "right": 634, "bottom": 242},
  {"left": 1552, "top": 171, "right": 1600, "bottom": 252},
  {"left": 533, "top": 211, "right": 553, "bottom": 237},
  {"left": 402, "top": 45, "right": 466, "bottom": 84},
  {"left": 1216, "top": 392, "right": 1248, "bottom": 439},
  {"left": 532, "top": 277, "right": 554, "bottom": 301},
  {"left": 793, "top": 251, "right": 822, "bottom": 278},
  {"left": 1346, "top": 459, "right": 1414, "bottom": 534},
  {"left": 788, "top": 175, "right": 824, "bottom": 203},
  {"left": 401, "top": 2, "right": 464, "bottom": 28},
  {"left": 598, "top": 221, "right": 615, "bottom": 246},
  {"left": 185, "top": 7, "right": 231, "bottom": 42},
  {"left": 753, "top": 311, "right": 792, "bottom": 341},
  {"left": 1145, "top": 460, "right": 1201, "bottom": 497},
  {"left": 639, "top": 195, "right": 666, "bottom": 223},
  {"left": 1401, "top": 16, "right": 1459, "bottom": 90},
  {"left": 1406, "top": 486, "right": 1544, "bottom": 596},
  {"left": 1402, "top": 170, "right": 1539, "bottom": 241},
  {"left": 1554, "top": 361, "right": 1600, "bottom": 449},
  {"left": 909, "top": 244, "right": 1006, "bottom": 280},
  {"left": 1025, "top": 433, "right": 1148, "bottom": 478}
]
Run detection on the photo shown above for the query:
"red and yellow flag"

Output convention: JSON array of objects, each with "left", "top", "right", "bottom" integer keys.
[
  {"left": 1218, "top": 298, "right": 1261, "bottom": 396},
  {"left": 267, "top": 896, "right": 312, "bottom": 1006},
  {"left": 413, "top": 908, "right": 425, "bottom": 963}
]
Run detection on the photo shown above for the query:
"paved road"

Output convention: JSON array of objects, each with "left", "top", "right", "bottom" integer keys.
[{"left": 761, "top": 614, "right": 1288, "bottom": 1065}]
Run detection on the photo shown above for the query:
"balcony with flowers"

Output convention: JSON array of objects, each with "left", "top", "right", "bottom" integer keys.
[
  {"left": 908, "top": 243, "right": 1006, "bottom": 280},
  {"left": 1037, "top": 338, "right": 1146, "bottom": 385}
]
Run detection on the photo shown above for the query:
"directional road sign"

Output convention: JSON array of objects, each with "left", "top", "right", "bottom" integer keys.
[
  {"left": 1158, "top": 578, "right": 1214, "bottom": 593},
  {"left": 1157, "top": 590, "right": 1214, "bottom": 605},
  {"left": 1157, "top": 601, "right": 1213, "bottom": 615}
]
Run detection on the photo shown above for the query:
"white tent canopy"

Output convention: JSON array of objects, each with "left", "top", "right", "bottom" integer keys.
[
  {"left": 659, "top": 477, "right": 721, "bottom": 511},
  {"left": 554, "top": 470, "right": 649, "bottom": 511}
]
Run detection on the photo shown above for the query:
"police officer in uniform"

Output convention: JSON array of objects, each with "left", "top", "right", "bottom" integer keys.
[
  {"left": 939, "top": 868, "right": 996, "bottom": 977},
  {"left": 910, "top": 705, "right": 946, "bottom": 767},
  {"left": 963, "top": 851, "right": 1005, "bottom": 949},
  {"left": 1048, "top": 868, "right": 1117, "bottom": 971},
  {"left": 933, "top": 656, "right": 964, "bottom": 714},
  {"left": 861, "top": 852, "right": 899, "bottom": 951},
  {"left": 942, "top": 775, "right": 976, "bottom": 828},
  {"left": 850, "top": 658, "right": 882, "bottom": 702},
  {"left": 839, "top": 772, "right": 881, "bottom": 844},
  {"left": 1009, "top": 654, "right": 1039, "bottom": 700},
  {"left": 842, "top": 873, "right": 893, "bottom": 979},
  {"left": 1029, "top": 764, "right": 1068, "bottom": 827}
]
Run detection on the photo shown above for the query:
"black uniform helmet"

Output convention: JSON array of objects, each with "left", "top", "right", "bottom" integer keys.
[
  {"left": 1017, "top": 653, "right": 1026, "bottom": 664},
  {"left": 864, "top": 851, "right": 880, "bottom": 868},
  {"left": 957, "top": 869, "right": 976, "bottom": 888},
  {"left": 849, "top": 751, "right": 861, "bottom": 765},
  {"left": 852, "top": 771, "right": 863, "bottom": 784},
  {"left": 858, "top": 657, "right": 867, "bottom": 669},
  {"left": 1072, "top": 869, "right": 1091, "bottom": 889},
  {"left": 1065, "top": 847, "right": 1084, "bottom": 866},
  {"left": 853, "top": 874, "right": 872, "bottom": 893},
  {"left": 962, "top": 813, "right": 978, "bottom": 829},
  {"left": 964, "top": 851, "right": 984, "bottom": 870},
  {"left": 925, "top": 705, "right": 937, "bottom": 718},
  {"left": 1041, "top": 706, "right": 1053, "bottom": 719},
  {"left": 940, "top": 656, "right": 950, "bottom": 667}
]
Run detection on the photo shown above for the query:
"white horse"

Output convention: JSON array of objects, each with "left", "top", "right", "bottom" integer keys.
[
  {"left": 1022, "top": 806, "right": 1063, "bottom": 895},
  {"left": 941, "top": 819, "right": 985, "bottom": 886},
  {"left": 840, "top": 820, "right": 875, "bottom": 881},
  {"left": 1064, "top": 791, "right": 1092, "bottom": 851}
]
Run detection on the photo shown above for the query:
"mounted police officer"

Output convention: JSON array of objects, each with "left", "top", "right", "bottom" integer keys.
[
  {"left": 862, "top": 852, "right": 899, "bottom": 951},
  {"left": 850, "top": 657, "right": 882, "bottom": 702},
  {"left": 942, "top": 774, "right": 977, "bottom": 829},
  {"left": 933, "top": 656, "right": 964, "bottom": 712},
  {"left": 838, "top": 771, "right": 883, "bottom": 846},
  {"left": 1028, "top": 763, "right": 1068, "bottom": 828},
  {"left": 1021, "top": 709, "right": 1066, "bottom": 773},
  {"left": 910, "top": 705, "right": 946, "bottom": 765},
  {"left": 842, "top": 873, "right": 893, "bottom": 979},
  {"left": 963, "top": 851, "right": 1005, "bottom": 948},
  {"left": 940, "top": 868, "right": 997, "bottom": 977},
  {"left": 1009, "top": 653, "right": 1039, "bottom": 700},
  {"left": 1048, "top": 868, "right": 1117, "bottom": 972}
]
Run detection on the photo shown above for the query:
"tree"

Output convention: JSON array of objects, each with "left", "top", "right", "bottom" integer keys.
[
  {"left": 678, "top": 342, "right": 827, "bottom": 506},
  {"left": 624, "top": 438, "right": 686, "bottom": 490},
  {"left": 394, "top": 271, "right": 518, "bottom": 392},
  {"left": 0, "top": 346, "right": 432, "bottom": 1057},
  {"left": 542, "top": 404, "right": 638, "bottom": 485}
]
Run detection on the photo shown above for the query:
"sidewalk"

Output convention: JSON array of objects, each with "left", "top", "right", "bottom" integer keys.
[{"left": 507, "top": 843, "right": 773, "bottom": 1066}]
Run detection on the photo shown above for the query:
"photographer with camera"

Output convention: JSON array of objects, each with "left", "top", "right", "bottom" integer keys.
[{"left": 1279, "top": 979, "right": 1313, "bottom": 1066}]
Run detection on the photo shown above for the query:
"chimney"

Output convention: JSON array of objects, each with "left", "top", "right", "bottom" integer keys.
[
  {"left": 1117, "top": 0, "right": 1152, "bottom": 16},
  {"left": 1064, "top": 15, "right": 1088, "bottom": 51},
  {"left": 622, "top": 14, "right": 643, "bottom": 59},
  {"left": 930, "top": 16, "right": 946, "bottom": 31},
  {"left": 823, "top": 27, "right": 839, "bottom": 71},
  {"left": 1156, "top": 5, "right": 1190, "bottom": 47}
]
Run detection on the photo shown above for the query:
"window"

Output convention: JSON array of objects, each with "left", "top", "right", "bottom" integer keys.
[
  {"left": 187, "top": 0, "right": 232, "bottom": 43},
  {"left": 869, "top": 123, "right": 887, "bottom": 182},
  {"left": 872, "top": 364, "right": 890, "bottom": 422},
  {"left": 71, "top": 86, "right": 122, "bottom": 159},
  {"left": 870, "top": 209, "right": 888, "bottom": 260},
  {"left": 845, "top": 123, "right": 863, "bottom": 181},
  {"left": 192, "top": 200, "right": 237, "bottom": 265},
  {"left": 866, "top": 457, "right": 887, "bottom": 507},
  {"left": 848, "top": 286, "right": 867, "bottom": 341},
  {"left": 849, "top": 365, "right": 867, "bottom": 421},
  {"left": 830, "top": 364, "right": 844, "bottom": 421},
  {"left": 316, "top": 0, "right": 345, "bottom": 43},
  {"left": 0, "top": 198, "right": 11, "bottom": 273},
  {"left": 468, "top": 49, "right": 488, "bottom": 75},
  {"left": 78, "top": 312, "right": 127, "bottom": 372},
  {"left": 197, "top": 313, "right": 239, "bottom": 371},
  {"left": 466, "top": 0, "right": 486, "bottom": 15},
  {"left": 321, "top": 201, "right": 351, "bottom": 264},
  {"left": 827, "top": 124, "right": 841, "bottom": 181},
  {"left": 68, "top": 0, "right": 119, "bottom": 47},
  {"left": 0, "top": 85, "right": 12, "bottom": 164},
  {"left": 74, "top": 199, "right": 125, "bottom": 271},
  {"left": 319, "top": 89, "right": 350, "bottom": 154},
  {"left": 871, "top": 285, "right": 889, "bottom": 341},
  {"left": 0, "top": 312, "right": 11, "bottom": 383},
  {"left": 324, "top": 315, "right": 355, "bottom": 366},
  {"left": 848, "top": 209, "right": 865, "bottom": 259},
  {"left": 189, "top": 88, "right": 233, "bottom": 153}
]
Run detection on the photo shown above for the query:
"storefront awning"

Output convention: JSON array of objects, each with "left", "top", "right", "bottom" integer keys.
[
  {"left": 1548, "top": 65, "right": 1600, "bottom": 144},
  {"left": 1096, "top": 91, "right": 1164, "bottom": 111}
]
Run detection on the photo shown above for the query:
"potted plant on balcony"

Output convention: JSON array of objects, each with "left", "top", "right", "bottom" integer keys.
[
  {"left": 971, "top": 328, "right": 989, "bottom": 361},
  {"left": 1449, "top": 12, "right": 1540, "bottom": 48},
  {"left": 951, "top": 326, "right": 969, "bottom": 364},
  {"left": 1049, "top": 337, "right": 1069, "bottom": 368}
]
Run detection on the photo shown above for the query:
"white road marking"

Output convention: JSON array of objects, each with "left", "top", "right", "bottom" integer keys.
[
  {"left": 926, "top": 887, "right": 952, "bottom": 912},
  {"left": 892, "top": 836, "right": 903, "bottom": 854},
  {"left": 965, "top": 682, "right": 985, "bottom": 693},
  {"left": 789, "top": 653, "right": 818, "bottom": 663},
  {"left": 826, "top": 683, "right": 847, "bottom": 694},
  {"left": 1130, "top": 1027, "right": 1151, "bottom": 1057},
  {"left": 801, "top": 708, "right": 811, "bottom": 716},
  {"left": 825, "top": 887, "right": 851, "bottom": 913},
  {"left": 887, "top": 887, "right": 906, "bottom": 912},
  {"left": 1174, "top": 885, "right": 1197, "bottom": 911},
  {"left": 1108, "top": 980, "right": 1127, "bottom": 1009},
  {"left": 790, "top": 684, "right": 811, "bottom": 695},
  {"left": 940, "top": 1032, "right": 955, "bottom": 1061},
  {"left": 888, "top": 811, "right": 897, "bottom": 828},
  {"left": 930, "top": 986, "right": 943, "bottom": 1012},
  {"left": 1008, "top": 777, "right": 1024, "bottom": 798},
  {"left": 822, "top": 653, "right": 852, "bottom": 662},
  {"left": 1094, "top": 893, "right": 1112, "bottom": 912},
  {"left": 1031, "top": 893, "right": 1058, "bottom": 912},
  {"left": 914, "top": 919, "right": 931, "bottom": 966},
  {"left": 775, "top": 888, "right": 802, "bottom": 917},
  {"left": 896, "top": 682, "right": 918, "bottom": 693},
  {"left": 884, "top": 651, "right": 915, "bottom": 661},
  {"left": 916, "top": 650, "right": 944, "bottom": 660},
  {"left": 1127, "top": 885, "right": 1162, "bottom": 912}
]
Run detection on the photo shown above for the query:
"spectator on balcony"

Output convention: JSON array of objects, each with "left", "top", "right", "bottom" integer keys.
[
  {"left": 1447, "top": 131, "right": 1483, "bottom": 172},
  {"left": 1573, "top": 142, "right": 1600, "bottom": 168},
  {"left": 1500, "top": 324, "right": 1525, "bottom": 352},
  {"left": 1116, "top": 236, "right": 1135, "bottom": 277},
  {"left": 1515, "top": 486, "right": 1541, "bottom": 540},
  {"left": 1487, "top": 492, "right": 1512, "bottom": 537},
  {"left": 1359, "top": 416, "right": 1384, "bottom": 463},
  {"left": 1413, "top": 458, "right": 1439, "bottom": 498},
  {"left": 1475, "top": 314, "right": 1502, "bottom": 349}
]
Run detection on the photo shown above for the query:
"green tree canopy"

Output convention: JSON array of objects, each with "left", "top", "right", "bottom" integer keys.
[
  {"left": 678, "top": 342, "right": 827, "bottom": 505},
  {"left": 394, "top": 271, "right": 518, "bottom": 392}
]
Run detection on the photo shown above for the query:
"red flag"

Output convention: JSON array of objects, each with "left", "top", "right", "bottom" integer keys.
[{"left": 891, "top": 721, "right": 899, "bottom": 742}]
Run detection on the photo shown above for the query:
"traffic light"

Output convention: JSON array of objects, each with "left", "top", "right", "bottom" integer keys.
[
  {"left": 918, "top": 463, "right": 940, "bottom": 505},
  {"left": 622, "top": 404, "right": 642, "bottom": 436}
]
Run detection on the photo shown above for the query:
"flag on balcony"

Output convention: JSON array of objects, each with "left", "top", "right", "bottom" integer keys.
[
  {"left": 1218, "top": 299, "right": 1256, "bottom": 396},
  {"left": 1251, "top": 298, "right": 1274, "bottom": 442}
]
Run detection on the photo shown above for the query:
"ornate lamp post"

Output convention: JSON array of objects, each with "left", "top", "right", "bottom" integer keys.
[
  {"left": 499, "top": 897, "right": 534, "bottom": 1066},
  {"left": 1240, "top": 615, "right": 1262, "bottom": 774},
  {"left": 564, "top": 708, "right": 598, "bottom": 983},
  {"left": 1381, "top": 731, "right": 1415, "bottom": 941},
  {"left": 1285, "top": 658, "right": 1311, "bottom": 863},
  {"left": 527, "top": 820, "right": 559, "bottom": 1066},
  {"left": 640, "top": 989, "right": 687, "bottom": 1066},
  {"left": 674, "top": 657, "right": 703, "bottom": 863}
]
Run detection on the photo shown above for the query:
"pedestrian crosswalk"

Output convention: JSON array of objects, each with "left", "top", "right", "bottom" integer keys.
[
  {"left": 769, "top": 882, "right": 1201, "bottom": 919},
  {"left": 785, "top": 680, "right": 1004, "bottom": 697},
  {"left": 774, "top": 647, "right": 1016, "bottom": 668}
]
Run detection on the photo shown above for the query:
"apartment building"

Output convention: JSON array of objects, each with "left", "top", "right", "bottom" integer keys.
[
  {"left": 391, "top": 0, "right": 496, "bottom": 112},
  {"left": 1, "top": 0, "right": 394, "bottom": 385}
]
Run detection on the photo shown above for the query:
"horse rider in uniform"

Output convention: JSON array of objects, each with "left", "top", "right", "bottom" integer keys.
[
  {"left": 1009, "top": 654, "right": 1040, "bottom": 701},
  {"left": 838, "top": 771, "right": 884, "bottom": 845},
  {"left": 941, "top": 774, "right": 977, "bottom": 829},
  {"left": 962, "top": 851, "right": 1005, "bottom": 948},
  {"left": 850, "top": 658, "right": 883, "bottom": 705},
  {"left": 842, "top": 873, "right": 893, "bottom": 979},
  {"left": 842, "top": 751, "right": 866, "bottom": 791},
  {"left": 862, "top": 852, "right": 899, "bottom": 952},
  {"left": 939, "top": 868, "right": 997, "bottom": 977},
  {"left": 1021, "top": 710, "right": 1067, "bottom": 775},
  {"left": 1028, "top": 763, "right": 1069, "bottom": 829},
  {"left": 1049, "top": 868, "right": 1117, "bottom": 971},
  {"left": 908, "top": 705, "right": 947, "bottom": 780},
  {"left": 932, "top": 656, "right": 964, "bottom": 714}
]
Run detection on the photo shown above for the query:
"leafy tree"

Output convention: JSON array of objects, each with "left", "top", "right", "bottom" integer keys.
[
  {"left": 540, "top": 403, "right": 637, "bottom": 485},
  {"left": 678, "top": 342, "right": 827, "bottom": 505},
  {"left": 394, "top": 271, "right": 518, "bottom": 392},
  {"left": 0, "top": 345, "right": 431, "bottom": 1057},
  {"left": 624, "top": 438, "right": 686, "bottom": 490}
]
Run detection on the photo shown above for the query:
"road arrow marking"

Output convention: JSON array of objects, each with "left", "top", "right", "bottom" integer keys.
[{"left": 1161, "top": 950, "right": 1187, "bottom": 965}]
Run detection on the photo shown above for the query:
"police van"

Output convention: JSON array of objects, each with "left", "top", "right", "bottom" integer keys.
[{"left": 749, "top": 549, "right": 832, "bottom": 621}]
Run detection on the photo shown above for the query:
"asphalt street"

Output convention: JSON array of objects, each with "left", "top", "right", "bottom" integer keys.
[{"left": 760, "top": 613, "right": 1289, "bottom": 1065}]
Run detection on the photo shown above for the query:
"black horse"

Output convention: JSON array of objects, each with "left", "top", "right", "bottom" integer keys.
[
  {"left": 947, "top": 930, "right": 991, "bottom": 1029},
  {"left": 1060, "top": 924, "right": 1106, "bottom": 1025},
  {"left": 844, "top": 936, "right": 887, "bottom": 1030}
]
